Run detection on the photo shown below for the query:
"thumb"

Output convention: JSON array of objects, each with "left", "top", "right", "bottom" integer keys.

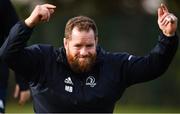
[{"left": 13, "top": 84, "right": 20, "bottom": 98}]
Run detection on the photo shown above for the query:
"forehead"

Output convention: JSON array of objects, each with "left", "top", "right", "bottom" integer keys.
[{"left": 70, "top": 27, "right": 96, "bottom": 43}]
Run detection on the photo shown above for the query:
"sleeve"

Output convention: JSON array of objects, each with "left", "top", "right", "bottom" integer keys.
[
  {"left": 0, "top": 0, "right": 19, "bottom": 44},
  {"left": 123, "top": 32, "right": 179, "bottom": 87},
  {"left": 0, "top": 61, "right": 9, "bottom": 89},
  {"left": 0, "top": 21, "right": 44, "bottom": 82},
  {"left": 15, "top": 72, "right": 29, "bottom": 91}
]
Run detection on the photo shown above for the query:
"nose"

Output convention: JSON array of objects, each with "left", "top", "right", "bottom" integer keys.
[{"left": 79, "top": 47, "right": 88, "bottom": 57}]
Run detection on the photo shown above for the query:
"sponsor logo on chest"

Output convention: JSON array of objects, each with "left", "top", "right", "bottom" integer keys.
[
  {"left": 64, "top": 76, "right": 97, "bottom": 93},
  {"left": 64, "top": 77, "right": 73, "bottom": 93}
]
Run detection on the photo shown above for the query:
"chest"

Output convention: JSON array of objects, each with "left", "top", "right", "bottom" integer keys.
[
  {"left": 43, "top": 63, "right": 126, "bottom": 106},
  {"left": 31, "top": 62, "right": 127, "bottom": 112}
]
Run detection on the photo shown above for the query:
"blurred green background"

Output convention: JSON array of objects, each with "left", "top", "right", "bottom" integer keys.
[{"left": 4, "top": 0, "right": 180, "bottom": 113}]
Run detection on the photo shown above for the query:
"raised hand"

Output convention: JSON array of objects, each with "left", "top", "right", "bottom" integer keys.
[
  {"left": 25, "top": 4, "right": 56, "bottom": 28},
  {"left": 158, "top": 4, "right": 178, "bottom": 37},
  {"left": 13, "top": 84, "right": 31, "bottom": 105}
]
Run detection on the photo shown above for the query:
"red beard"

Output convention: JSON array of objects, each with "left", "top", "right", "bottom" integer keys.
[{"left": 67, "top": 52, "right": 96, "bottom": 73}]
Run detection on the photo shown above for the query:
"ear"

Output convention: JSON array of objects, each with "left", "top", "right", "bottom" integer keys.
[{"left": 63, "top": 38, "right": 68, "bottom": 50}]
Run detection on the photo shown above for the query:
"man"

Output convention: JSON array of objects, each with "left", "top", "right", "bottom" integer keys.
[
  {"left": 0, "top": 3, "right": 178, "bottom": 113},
  {"left": 0, "top": 0, "right": 30, "bottom": 113}
]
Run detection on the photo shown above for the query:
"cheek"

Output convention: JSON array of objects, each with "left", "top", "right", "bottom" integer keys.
[
  {"left": 67, "top": 44, "right": 76, "bottom": 53},
  {"left": 69, "top": 48, "right": 79, "bottom": 57},
  {"left": 89, "top": 48, "right": 96, "bottom": 54}
]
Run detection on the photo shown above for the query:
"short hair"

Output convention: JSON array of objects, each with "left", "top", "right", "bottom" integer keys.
[{"left": 64, "top": 16, "right": 98, "bottom": 39}]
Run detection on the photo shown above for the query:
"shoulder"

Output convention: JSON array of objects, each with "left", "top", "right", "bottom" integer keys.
[
  {"left": 97, "top": 47, "right": 132, "bottom": 65},
  {"left": 25, "top": 44, "right": 54, "bottom": 52},
  {"left": 24, "top": 44, "right": 60, "bottom": 58},
  {"left": 104, "top": 51, "right": 131, "bottom": 63}
]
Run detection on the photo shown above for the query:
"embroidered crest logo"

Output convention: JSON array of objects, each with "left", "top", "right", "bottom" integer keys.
[{"left": 86, "top": 76, "right": 96, "bottom": 87}]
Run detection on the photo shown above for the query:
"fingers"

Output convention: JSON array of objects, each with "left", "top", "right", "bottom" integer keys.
[
  {"left": 47, "top": 10, "right": 50, "bottom": 21},
  {"left": 164, "top": 20, "right": 169, "bottom": 26},
  {"left": 13, "top": 84, "right": 20, "bottom": 98},
  {"left": 165, "top": 14, "right": 178, "bottom": 24},
  {"left": 159, "top": 13, "right": 177, "bottom": 27},
  {"left": 49, "top": 9, "right": 55, "bottom": 14},
  {"left": 159, "top": 13, "right": 169, "bottom": 23},
  {"left": 160, "top": 3, "right": 169, "bottom": 13},
  {"left": 158, "top": 7, "right": 164, "bottom": 18},
  {"left": 41, "top": 4, "right": 56, "bottom": 15},
  {"left": 39, "top": 4, "right": 56, "bottom": 22},
  {"left": 19, "top": 90, "right": 31, "bottom": 105},
  {"left": 25, "top": 3, "right": 56, "bottom": 27},
  {"left": 161, "top": 18, "right": 169, "bottom": 27},
  {"left": 157, "top": 3, "right": 178, "bottom": 37},
  {"left": 42, "top": 4, "right": 56, "bottom": 9},
  {"left": 40, "top": 8, "right": 50, "bottom": 22},
  {"left": 158, "top": 3, "right": 177, "bottom": 24},
  {"left": 158, "top": 3, "right": 169, "bottom": 20},
  {"left": 13, "top": 84, "right": 31, "bottom": 105}
]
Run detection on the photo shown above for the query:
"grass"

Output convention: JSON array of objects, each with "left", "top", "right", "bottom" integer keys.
[
  {"left": 6, "top": 101, "right": 33, "bottom": 113},
  {"left": 5, "top": 102, "right": 180, "bottom": 113},
  {"left": 114, "top": 104, "right": 180, "bottom": 113}
]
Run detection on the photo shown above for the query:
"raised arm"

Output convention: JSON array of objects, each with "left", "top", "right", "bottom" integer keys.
[
  {"left": 0, "top": 4, "right": 56, "bottom": 80},
  {"left": 123, "top": 4, "right": 178, "bottom": 87}
]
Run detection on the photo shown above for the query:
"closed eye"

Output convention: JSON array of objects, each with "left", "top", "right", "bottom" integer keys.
[
  {"left": 86, "top": 44, "right": 94, "bottom": 48},
  {"left": 74, "top": 44, "right": 82, "bottom": 48}
]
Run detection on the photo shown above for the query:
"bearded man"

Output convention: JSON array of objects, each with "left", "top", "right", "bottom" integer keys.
[{"left": 0, "top": 3, "right": 178, "bottom": 113}]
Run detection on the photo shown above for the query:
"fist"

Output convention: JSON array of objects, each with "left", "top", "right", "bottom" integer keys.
[
  {"left": 158, "top": 4, "right": 178, "bottom": 37},
  {"left": 25, "top": 4, "right": 56, "bottom": 28},
  {"left": 13, "top": 84, "right": 31, "bottom": 105}
]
